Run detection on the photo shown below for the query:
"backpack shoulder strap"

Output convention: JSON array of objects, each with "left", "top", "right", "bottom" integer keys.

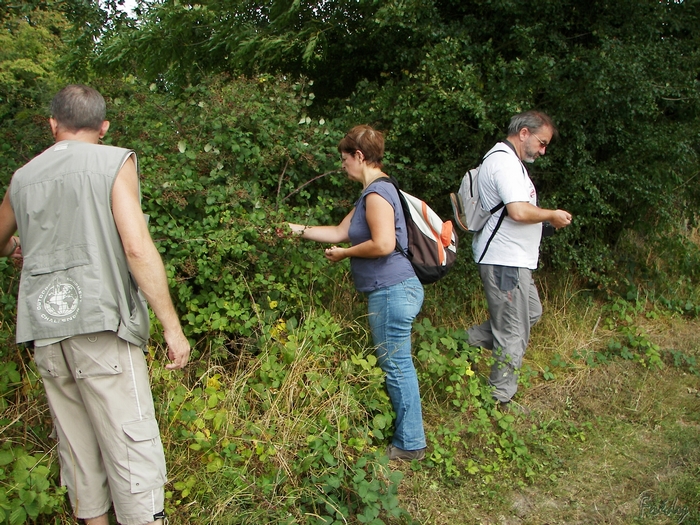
[
  {"left": 479, "top": 148, "right": 508, "bottom": 213},
  {"left": 478, "top": 206, "right": 508, "bottom": 263},
  {"left": 371, "top": 176, "right": 410, "bottom": 257},
  {"left": 477, "top": 148, "right": 512, "bottom": 262}
]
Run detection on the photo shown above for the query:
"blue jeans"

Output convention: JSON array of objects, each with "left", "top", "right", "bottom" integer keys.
[{"left": 367, "top": 276, "right": 426, "bottom": 451}]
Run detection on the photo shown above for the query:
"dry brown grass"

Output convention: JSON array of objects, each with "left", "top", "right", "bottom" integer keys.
[{"left": 392, "top": 275, "right": 700, "bottom": 525}]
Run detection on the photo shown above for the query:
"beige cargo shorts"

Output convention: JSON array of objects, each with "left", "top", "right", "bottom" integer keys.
[{"left": 34, "top": 332, "right": 167, "bottom": 525}]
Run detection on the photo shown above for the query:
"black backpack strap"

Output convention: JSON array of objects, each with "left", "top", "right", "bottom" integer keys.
[
  {"left": 489, "top": 202, "right": 504, "bottom": 214},
  {"left": 478, "top": 205, "right": 508, "bottom": 263},
  {"left": 371, "top": 176, "right": 408, "bottom": 256},
  {"left": 479, "top": 149, "right": 507, "bottom": 211},
  {"left": 475, "top": 148, "right": 507, "bottom": 262}
]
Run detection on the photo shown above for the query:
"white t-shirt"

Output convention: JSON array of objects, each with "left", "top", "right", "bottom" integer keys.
[{"left": 472, "top": 142, "right": 542, "bottom": 269}]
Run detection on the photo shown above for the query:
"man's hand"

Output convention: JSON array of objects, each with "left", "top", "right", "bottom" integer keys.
[
  {"left": 163, "top": 328, "right": 190, "bottom": 370},
  {"left": 4, "top": 236, "right": 22, "bottom": 259},
  {"left": 549, "top": 209, "right": 572, "bottom": 229},
  {"left": 506, "top": 201, "right": 572, "bottom": 228},
  {"left": 0, "top": 192, "right": 19, "bottom": 258}
]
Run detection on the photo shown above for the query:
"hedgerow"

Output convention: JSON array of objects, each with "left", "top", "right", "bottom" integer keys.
[
  {"left": 2, "top": 67, "right": 700, "bottom": 523},
  {"left": 0, "top": 76, "right": 549, "bottom": 524}
]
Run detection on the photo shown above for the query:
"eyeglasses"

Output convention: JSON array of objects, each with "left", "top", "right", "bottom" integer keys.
[{"left": 530, "top": 132, "right": 549, "bottom": 148}]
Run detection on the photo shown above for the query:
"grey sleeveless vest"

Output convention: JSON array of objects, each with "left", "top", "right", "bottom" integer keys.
[{"left": 9, "top": 140, "right": 150, "bottom": 346}]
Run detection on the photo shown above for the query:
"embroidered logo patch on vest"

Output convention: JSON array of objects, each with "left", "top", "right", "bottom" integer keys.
[{"left": 37, "top": 278, "right": 82, "bottom": 323}]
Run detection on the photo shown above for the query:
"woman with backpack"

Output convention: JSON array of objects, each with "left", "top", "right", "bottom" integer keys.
[{"left": 288, "top": 125, "right": 427, "bottom": 461}]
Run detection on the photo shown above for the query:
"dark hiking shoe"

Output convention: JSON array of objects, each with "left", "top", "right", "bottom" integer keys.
[
  {"left": 386, "top": 445, "right": 427, "bottom": 461},
  {"left": 497, "top": 400, "right": 531, "bottom": 416}
]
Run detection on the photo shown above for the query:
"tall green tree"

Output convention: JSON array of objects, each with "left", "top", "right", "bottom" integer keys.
[
  {"left": 0, "top": 7, "right": 69, "bottom": 177},
  {"left": 95, "top": 0, "right": 434, "bottom": 98},
  {"left": 334, "top": 1, "right": 700, "bottom": 266},
  {"left": 66, "top": 0, "right": 700, "bottom": 278}
]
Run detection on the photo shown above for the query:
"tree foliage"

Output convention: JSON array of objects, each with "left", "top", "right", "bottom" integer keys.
[
  {"left": 0, "top": 8, "right": 64, "bottom": 115},
  {"left": 89, "top": 0, "right": 700, "bottom": 279},
  {"left": 2, "top": 6, "right": 700, "bottom": 523},
  {"left": 3, "top": 1, "right": 700, "bottom": 292},
  {"left": 95, "top": 0, "right": 433, "bottom": 98},
  {"left": 0, "top": 6, "right": 69, "bottom": 182}
]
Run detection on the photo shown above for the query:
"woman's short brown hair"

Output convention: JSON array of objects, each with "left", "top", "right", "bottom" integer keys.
[{"left": 338, "top": 125, "right": 384, "bottom": 168}]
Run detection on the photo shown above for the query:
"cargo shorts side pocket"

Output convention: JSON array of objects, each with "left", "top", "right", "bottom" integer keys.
[
  {"left": 71, "top": 333, "right": 122, "bottom": 379},
  {"left": 34, "top": 346, "right": 63, "bottom": 378},
  {"left": 122, "top": 418, "right": 167, "bottom": 494},
  {"left": 122, "top": 419, "right": 167, "bottom": 494}
]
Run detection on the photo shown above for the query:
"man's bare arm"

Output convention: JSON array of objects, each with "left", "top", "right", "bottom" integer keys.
[
  {"left": 0, "top": 191, "right": 21, "bottom": 258},
  {"left": 112, "top": 156, "right": 190, "bottom": 369},
  {"left": 506, "top": 201, "right": 572, "bottom": 229}
]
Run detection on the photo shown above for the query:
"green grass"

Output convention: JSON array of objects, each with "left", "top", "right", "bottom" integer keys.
[
  {"left": 1, "top": 273, "right": 699, "bottom": 525},
  {"left": 392, "top": 274, "right": 700, "bottom": 525},
  {"left": 401, "top": 363, "right": 700, "bottom": 524}
]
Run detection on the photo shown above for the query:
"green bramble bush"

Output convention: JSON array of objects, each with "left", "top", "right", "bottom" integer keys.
[
  {"left": 0, "top": 445, "right": 66, "bottom": 525},
  {"left": 98, "top": 75, "right": 358, "bottom": 357},
  {"left": 5, "top": 74, "right": 695, "bottom": 524},
  {"left": 148, "top": 310, "right": 407, "bottom": 524}
]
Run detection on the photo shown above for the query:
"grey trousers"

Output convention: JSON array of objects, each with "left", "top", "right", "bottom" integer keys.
[{"left": 468, "top": 265, "right": 542, "bottom": 402}]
